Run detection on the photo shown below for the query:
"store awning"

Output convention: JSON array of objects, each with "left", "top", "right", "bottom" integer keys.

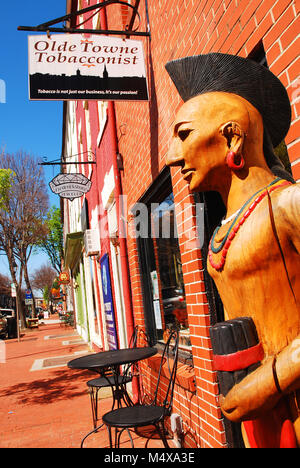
[{"left": 64, "top": 231, "right": 83, "bottom": 272}]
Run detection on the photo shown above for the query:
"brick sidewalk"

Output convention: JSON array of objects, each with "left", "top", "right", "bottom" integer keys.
[{"left": 0, "top": 318, "right": 167, "bottom": 448}]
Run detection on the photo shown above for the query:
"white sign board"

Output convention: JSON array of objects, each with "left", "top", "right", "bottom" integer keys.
[
  {"left": 49, "top": 173, "right": 92, "bottom": 201},
  {"left": 153, "top": 300, "right": 163, "bottom": 330},
  {"left": 28, "top": 34, "right": 148, "bottom": 101},
  {"left": 11, "top": 283, "right": 16, "bottom": 298}
]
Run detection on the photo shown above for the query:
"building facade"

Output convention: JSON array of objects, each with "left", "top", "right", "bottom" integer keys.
[{"left": 62, "top": 0, "right": 299, "bottom": 448}]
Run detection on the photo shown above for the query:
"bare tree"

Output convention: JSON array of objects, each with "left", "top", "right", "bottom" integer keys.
[
  {"left": 0, "top": 151, "right": 49, "bottom": 326},
  {"left": 0, "top": 273, "right": 10, "bottom": 293},
  {"left": 31, "top": 264, "right": 57, "bottom": 312},
  {"left": 31, "top": 264, "right": 57, "bottom": 294}
]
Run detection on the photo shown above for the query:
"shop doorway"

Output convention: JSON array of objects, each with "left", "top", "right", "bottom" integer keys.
[{"left": 107, "top": 200, "right": 127, "bottom": 349}]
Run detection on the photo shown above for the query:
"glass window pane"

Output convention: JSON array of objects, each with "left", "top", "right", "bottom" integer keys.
[{"left": 146, "top": 193, "right": 190, "bottom": 349}]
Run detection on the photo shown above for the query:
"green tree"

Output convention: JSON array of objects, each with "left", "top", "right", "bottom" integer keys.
[
  {"left": 40, "top": 206, "right": 63, "bottom": 274},
  {"left": 0, "top": 168, "right": 15, "bottom": 210},
  {"left": 43, "top": 285, "right": 49, "bottom": 303}
]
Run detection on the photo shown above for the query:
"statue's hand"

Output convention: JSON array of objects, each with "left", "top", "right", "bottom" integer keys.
[{"left": 219, "top": 358, "right": 281, "bottom": 422}]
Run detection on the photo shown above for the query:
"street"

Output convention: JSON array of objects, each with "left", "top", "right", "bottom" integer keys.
[
  {"left": 0, "top": 316, "right": 167, "bottom": 448},
  {"left": 0, "top": 317, "right": 116, "bottom": 448}
]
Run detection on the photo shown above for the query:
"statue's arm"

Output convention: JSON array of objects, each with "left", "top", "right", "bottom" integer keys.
[
  {"left": 220, "top": 334, "right": 300, "bottom": 422},
  {"left": 220, "top": 357, "right": 281, "bottom": 422}
]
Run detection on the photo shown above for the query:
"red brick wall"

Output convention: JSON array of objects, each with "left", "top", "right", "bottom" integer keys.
[{"left": 106, "top": 0, "right": 299, "bottom": 448}]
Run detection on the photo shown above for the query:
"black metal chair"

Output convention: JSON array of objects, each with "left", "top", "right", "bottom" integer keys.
[
  {"left": 81, "top": 326, "right": 149, "bottom": 447},
  {"left": 102, "top": 330, "right": 179, "bottom": 448}
]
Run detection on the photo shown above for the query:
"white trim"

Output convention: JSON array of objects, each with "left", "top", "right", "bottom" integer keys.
[
  {"left": 83, "top": 254, "right": 103, "bottom": 348},
  {"left": 101, "top": 166, "right": 115, "bottom": 209},
  {"left": 107, "top": 201, "right": 128, "bottom": 349},
  {"left": 97, "top": 101, "right": 108, "bottom": 147}
]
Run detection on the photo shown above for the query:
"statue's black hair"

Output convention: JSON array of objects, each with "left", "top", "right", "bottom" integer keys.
[
  {"left": 165, "top": 53, "right": 291, "bottom": 149},
  {"left": 263, "top": 128, "right": 295, "bottom": 183}
]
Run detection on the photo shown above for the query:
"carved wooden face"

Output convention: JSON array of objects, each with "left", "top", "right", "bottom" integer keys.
[{"left": 166, "top": 92, "right": 251, "bottom": 192}]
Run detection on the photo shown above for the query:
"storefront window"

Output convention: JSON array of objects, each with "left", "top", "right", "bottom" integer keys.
[
  {"left": 136, "top": 170, "right": 190, "bottom": 350},
  {"left": 89, "top": 257, "right": 101, "bottom": 338}
]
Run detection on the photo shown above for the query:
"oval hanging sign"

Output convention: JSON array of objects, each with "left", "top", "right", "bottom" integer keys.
[{"left": 49, "top": 173, "right": 92, "bottom": 201}]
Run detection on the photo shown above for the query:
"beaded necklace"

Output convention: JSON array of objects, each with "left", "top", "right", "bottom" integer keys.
[{"left": 208, "top": 177, "right": 292, "bottom": 271}]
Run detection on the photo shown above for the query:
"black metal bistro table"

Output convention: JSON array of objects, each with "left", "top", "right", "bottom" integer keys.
[{"left": 67, "top": 346, "right": 157, "bottom": 447}]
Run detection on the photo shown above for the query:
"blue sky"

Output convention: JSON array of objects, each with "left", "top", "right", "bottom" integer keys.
[{"left": 0, "top": 2, "right": 68, "bottom": 279}]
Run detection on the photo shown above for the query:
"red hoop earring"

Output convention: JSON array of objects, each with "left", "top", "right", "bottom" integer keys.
[{"left": 226, "top": 151, "right": 245, "bottom": 170}]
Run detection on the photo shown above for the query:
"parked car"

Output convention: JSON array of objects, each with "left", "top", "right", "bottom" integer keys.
[
  {"left": 0, "top": 309, "right": 16, "bottom": 340},
  {"left": 162, "top": 287, "right": 185, "bottom": 313},
  {"left": 0, "top": 314, "right": 7, "bottom": 340},
  {"left": 0, "top": 309, "right": 15, "bottom": 318},
  {"left": 162, "top": 287, "right": 186, "bottom": 326}
]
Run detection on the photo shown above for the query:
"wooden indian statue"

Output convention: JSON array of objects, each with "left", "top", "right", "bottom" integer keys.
[{"left": 165, "top": 53, "right": 300, "bottom": 448}]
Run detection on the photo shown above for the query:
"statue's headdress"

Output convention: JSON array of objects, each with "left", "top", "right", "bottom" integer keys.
[
  {"left": 165, "top": 53, "right": 291, "bottom": 149},
  {"left": 165, "top": 53, "right": 294, "bottom": 181}
]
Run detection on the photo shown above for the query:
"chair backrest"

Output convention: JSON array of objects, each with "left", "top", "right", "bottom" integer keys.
[
  {"left": 128, "top": 326, "right": 139, "bottom": 348},
  {"left": 136, "top": 327, "right": 150, "bottom": 347},
  {"left": 129, "top": 325, "right": 150, "bottom": 348},
  {"left": 153, "top": 330, "right": 179, "bottom": 415},
  {"left": 122, "top": 326, "right": 150, "bottom": 379}
]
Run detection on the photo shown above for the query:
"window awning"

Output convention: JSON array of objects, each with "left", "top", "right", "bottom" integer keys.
[{"left": 64, "top": 232, "right": 83, "bottom": 272}]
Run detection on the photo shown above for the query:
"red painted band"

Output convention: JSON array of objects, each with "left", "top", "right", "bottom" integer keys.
[{"left": 213, "top": 342, "right": 264, "bottom": 372}]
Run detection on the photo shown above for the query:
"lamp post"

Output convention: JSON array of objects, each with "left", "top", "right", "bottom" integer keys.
[{"left": 12, "top": 261, "right": 20, "bottom": 342}]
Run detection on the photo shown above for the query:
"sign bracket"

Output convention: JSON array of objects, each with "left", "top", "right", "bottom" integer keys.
[
  {"left": 41, "top": 161, "right": 96, "bottom": 166},
  {"left": 39, "top": 151, "right": 96, "bottom": 166},
  {"left": 18, "top": 0, "right": 150, "bottom": 38}
]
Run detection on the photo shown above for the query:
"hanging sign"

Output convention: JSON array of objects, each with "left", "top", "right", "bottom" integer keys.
[
  {"left": 28, "top": 34, "right": 148, "bottom": 101},
  {"left": 49, "top": 173, "right": 92, "bottom": 201},
  {"left": 100, "top": 253, "right": 118, "bottom": 350},
  {"left": 59, "top": 271, "right": 70, "bottom": 285}
]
